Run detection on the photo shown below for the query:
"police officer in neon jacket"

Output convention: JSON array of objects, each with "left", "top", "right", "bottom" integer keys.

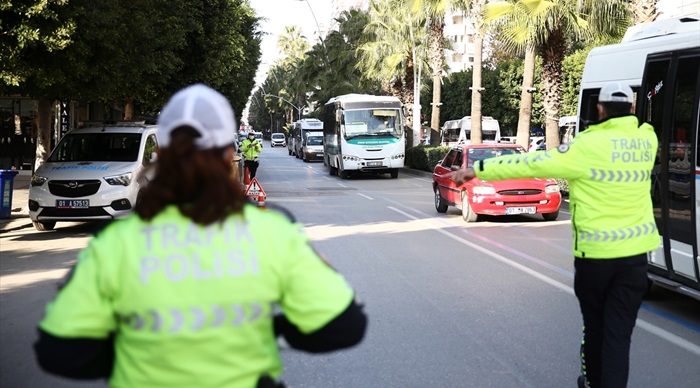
[
  {"left": 448, "top": 82, "right": 659, "bottom": 388},
  {"left": 34, "top": 84, "right": 367, "bottom": 388}
]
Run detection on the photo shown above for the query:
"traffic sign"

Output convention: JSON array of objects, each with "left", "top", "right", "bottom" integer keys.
[{"left": 245, "top": 178, "right": 266, "bottom": 199}]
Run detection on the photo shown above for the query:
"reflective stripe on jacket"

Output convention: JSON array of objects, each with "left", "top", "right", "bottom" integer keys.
[{"left": 474, "top": 115, "right": 660, "bottom": 259}]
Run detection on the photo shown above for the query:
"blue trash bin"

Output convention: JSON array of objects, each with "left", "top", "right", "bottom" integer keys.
[{"left": 0, "top": 170, "right": 20, "bottom": 219}]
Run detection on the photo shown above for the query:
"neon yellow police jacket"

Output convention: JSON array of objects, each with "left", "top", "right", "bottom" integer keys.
[
  {"left": 474, "top": 115, "right": 660, "bottom": 259},
  {"left": 39, "top": 204, "right": 355, "bottom": 387}
]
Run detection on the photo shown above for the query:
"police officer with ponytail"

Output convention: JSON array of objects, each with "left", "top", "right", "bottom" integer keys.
[
  {"left": 34, "top": 84, "right": 367, "bottom": 388},
  {"left": 448, "top": 82, "right": 659, "bottom": 388}
]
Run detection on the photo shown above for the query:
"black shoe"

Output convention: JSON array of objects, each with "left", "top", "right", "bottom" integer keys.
[{"left": 577, "top": 375, "right": 587, "bottom": 388}]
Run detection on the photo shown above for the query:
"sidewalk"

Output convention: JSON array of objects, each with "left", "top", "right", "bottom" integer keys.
[{"left": 0, "top": 171, "right": 32, "bottom": 233}]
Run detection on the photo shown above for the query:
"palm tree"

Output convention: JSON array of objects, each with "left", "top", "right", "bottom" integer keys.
[
  {"left": 410, "top": 0, "right": 453, "bottom": 145},
  {"left": 632, "top": 0, "right": 659, "bottom": 24},
  {"left": 485, "top": 0, "right": 631, "bottom": 150},
  {"left": 357, "top": 0, "right": 429, "bottom": 140},
  {"left": 467, "top": 0, "right": 487, "bottom": 144}
]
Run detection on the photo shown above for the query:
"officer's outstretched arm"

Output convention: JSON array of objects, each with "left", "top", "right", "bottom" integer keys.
[{"left": 273, "top": 298, "right": 367, "bottom": 353}]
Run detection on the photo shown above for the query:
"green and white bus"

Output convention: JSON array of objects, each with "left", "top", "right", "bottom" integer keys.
[
  {"left": 577, "top": 14, "right": 700, "bottom": 300},
  {"left": 322, "top": 94, "right": 405, "bottom": 179}
]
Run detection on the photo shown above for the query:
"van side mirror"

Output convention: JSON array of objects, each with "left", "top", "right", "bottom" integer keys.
[{"left": 150, "top": 152, "right": 158, "bottom": 163}]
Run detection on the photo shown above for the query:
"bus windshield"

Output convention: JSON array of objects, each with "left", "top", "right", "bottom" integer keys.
[{"left": 343, "top": 109, "right": 403, "bottom": 139}]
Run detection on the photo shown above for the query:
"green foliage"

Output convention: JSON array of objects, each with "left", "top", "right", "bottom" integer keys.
[
  {"left": 2, "top": 0, "right": 261, "bottom": 117},
  {"left": 561, "top": 46, "right": 592, "bottom": 116},
  {"left": 406, "top": 145, "right": 450, "bottom": 171}
]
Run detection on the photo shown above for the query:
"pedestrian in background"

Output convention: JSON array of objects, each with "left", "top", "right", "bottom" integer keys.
[
  {"left": 241, "top": 131, "right": 262, "bottom": 180},
  {"left": 448, "top": 82, "right": 659, "bottom": 388},
  {"left": 34, "top": 84, "right": 367, "bottom": 388}
]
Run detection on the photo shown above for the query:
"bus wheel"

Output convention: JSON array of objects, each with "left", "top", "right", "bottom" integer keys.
[
  {"left": 390, "top": 169, "right": 399, "bottom": 179},
  {"left": 329, "top": 165, "right": 337, "bottom": 176}
]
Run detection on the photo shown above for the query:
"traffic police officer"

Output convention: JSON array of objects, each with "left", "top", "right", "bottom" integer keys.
[
  {"left": 241, "top": 131, "right": 262, "bottom": 180},
  {"left": 34, "top": 84, "right": 367, "bottom": 387},
  {"left": 448, "top": 82, "right": 659, "bottom": 388}
]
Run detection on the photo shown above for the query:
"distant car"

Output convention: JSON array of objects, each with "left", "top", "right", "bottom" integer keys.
[
  {"left": 529, "top": 136, "right": 544, "bottom": 152},
  {"left": 28, "top": 122, "right": 159, "bottom": 231},
  {"left": 500, "top": 136, "right": 517, "bottom": 144},
  {"left": 270, "top": 133, "right": 286, "bottom": 147},
  {"left": 535, "top": 141, "right": 547, "bottom": 151},
  {"left": 432, "top": 144, "right": 561, "bottom": 222},
  {"left": 253, "top": 131, "right": 263, "bottom": 147}
]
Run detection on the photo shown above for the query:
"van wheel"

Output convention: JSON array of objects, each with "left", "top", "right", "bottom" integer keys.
[
  {"left": 434, "top": 187, "right": 448, "bottom": 213},
  {"left": 33, "top": 221, "right": 56, "bottom": 231},
  {"left": 461, "top": 191, "right": 478, "bottom": 222},
  {"left": 543, "top": 210, "right": 559, "bottom": 221},
  {"left": 390, "top": 169, "right": 399, "bottom": 179}
]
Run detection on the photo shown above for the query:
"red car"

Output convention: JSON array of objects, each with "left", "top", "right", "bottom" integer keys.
[{"left": 433, "top": 144, "right": 562, "bottom": 222}]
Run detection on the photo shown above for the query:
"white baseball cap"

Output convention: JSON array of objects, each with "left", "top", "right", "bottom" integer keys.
[
  {"left": 157, "top": 84, "right": 237, "bottom": 149},
  {"left": 598, "top": 82, "right": 634, "bottom": 103}
]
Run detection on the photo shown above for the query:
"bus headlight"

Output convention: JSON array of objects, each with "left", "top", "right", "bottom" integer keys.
[
  {"left": 391, "top": 153, "right": 405, "bottom": 159},
  {"left": 342, "top": 155, "right": 360, "bottom": 162}
]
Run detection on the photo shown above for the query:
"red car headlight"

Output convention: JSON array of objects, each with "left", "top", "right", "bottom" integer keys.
[{"left": 473, "top": 186, "right": 496, "bottom": 195}]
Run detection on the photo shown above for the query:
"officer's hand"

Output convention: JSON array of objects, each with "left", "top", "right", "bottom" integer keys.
[{"left": 447, "top": 168, "right": 476, "bottom": 185}]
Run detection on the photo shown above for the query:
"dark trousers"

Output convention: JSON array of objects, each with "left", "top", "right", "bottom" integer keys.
[
  {"left": 574, "top": 253, "right": 648, "bottom": 388},
  {"left": 244, "top": 160, "right": 259, "bottom": 180}
]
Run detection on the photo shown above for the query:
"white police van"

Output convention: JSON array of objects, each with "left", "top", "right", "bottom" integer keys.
[{"left": 29, "top": 122, "right": 158, "bottom": 231}]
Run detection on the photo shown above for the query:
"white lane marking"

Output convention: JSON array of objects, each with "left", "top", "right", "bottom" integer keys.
[
  {"left": 387, "top": 206, "right": 700, "bottom": 356},
  {"left": 357, "top": 193, "right": 374, "bottom": 200},
  {"left": 337, "top": 183, "right": 349, "bottom": 188},
  {"left": 323, "top": 176, "right": 332, "bottom": 181}
]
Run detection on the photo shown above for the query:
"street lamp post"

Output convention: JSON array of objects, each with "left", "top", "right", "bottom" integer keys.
[{"left": 263, "top": 93, "right": 305, "bottom": 121}]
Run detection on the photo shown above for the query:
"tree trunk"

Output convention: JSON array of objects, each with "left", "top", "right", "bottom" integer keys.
[
  {"left": 34, "top": 97, "right": 53, "bottom": 171},
  {"left": 516, "top": 45, "right": 536, "bottom": 149},
  {"left": 540, "top": 29, "right": 566, "bottom": 151},
  {"left": 124, "top": 98, "right": 134, "bottom": 120},
  {"left": 429, "top": 21, "right": 444, "bottom": 146},
  {"left": 469, "top": 2, "right": 486, "bottom": 145}
]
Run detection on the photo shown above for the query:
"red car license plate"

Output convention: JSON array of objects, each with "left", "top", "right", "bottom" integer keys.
[
  {"left": 56, "top": 199, "right": 89, "bottom": 209},
  {"left": 506, "top": 206, "right": 535, "bottom": 215}
]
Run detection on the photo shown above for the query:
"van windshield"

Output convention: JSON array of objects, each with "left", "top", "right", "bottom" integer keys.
[
  {"left": 307, "top": 136, "right": 323, "bottom": 145},
  {"left": 49, "top": 133, "right": 141, "bottom": 162}
]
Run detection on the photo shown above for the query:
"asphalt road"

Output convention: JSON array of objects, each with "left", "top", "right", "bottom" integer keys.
[{"left": 1, "top": 140, "right": 699, "bottom": 387}]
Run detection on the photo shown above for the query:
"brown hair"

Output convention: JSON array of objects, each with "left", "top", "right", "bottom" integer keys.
[{"left": 135, "top": 126, "right": 246, "bottom": 225}]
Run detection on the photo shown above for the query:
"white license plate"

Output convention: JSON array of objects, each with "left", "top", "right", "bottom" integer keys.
[
  {"left": 56, "top": 199, "right": 89, "bottom": 209},
  {"left": 506, "top": 206, "right": 536, "bottom": 215},
  {"left": 316, "top": 153, "right": 323, "bottom": 157},
  {"left": 367, "top": 161, "right": 382, "bottom": 167}
]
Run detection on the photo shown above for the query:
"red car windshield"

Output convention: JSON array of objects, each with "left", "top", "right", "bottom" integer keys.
[{"left": 467, "top": 147, "right": 523, "bottom": 167}]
